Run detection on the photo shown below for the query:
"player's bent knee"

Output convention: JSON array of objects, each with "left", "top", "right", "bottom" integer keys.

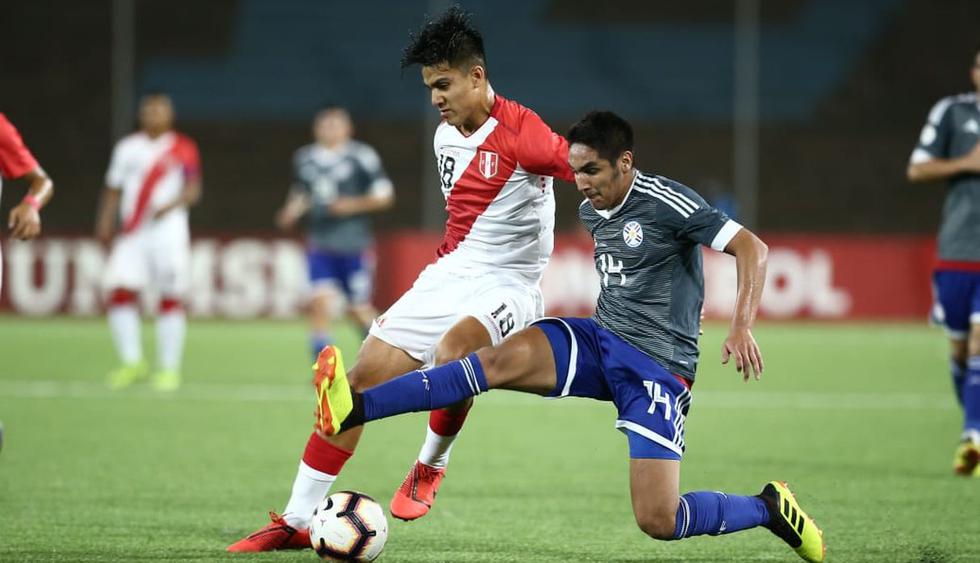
[
  {"left": 634, "top": 511, "right": 677, "bottom": 541},
  {"left": 475, "top": 339, "right": 531, "bottom": 388},
  {"left": 346, "top": 366, "right": 375, "bottom": 393}
]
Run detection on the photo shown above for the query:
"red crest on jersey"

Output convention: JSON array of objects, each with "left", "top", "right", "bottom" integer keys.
[{"left": 478, "top": 150, "right": 498, "bottom": 179}]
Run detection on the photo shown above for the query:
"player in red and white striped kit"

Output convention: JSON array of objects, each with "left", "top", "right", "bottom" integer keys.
[
  {"left": 0, "top": 113, "right": 54, "bottom": 293},
  {"left": 95, "top": 93, "right": 201, "bottom": 392},
  {"left": 228, "top": 6, "right": 574, "bottom": 552}
]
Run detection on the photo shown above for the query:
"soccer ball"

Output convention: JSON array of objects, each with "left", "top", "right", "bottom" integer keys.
[{"left": 310, "top": 491, "right": 388, "bottom": 561}]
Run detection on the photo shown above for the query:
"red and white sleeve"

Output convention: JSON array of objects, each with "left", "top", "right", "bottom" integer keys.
[
  {"left": 0, "top": 114, "right": 40, "bottom": 180},
  {"left": 514, "top": 109, "right": 574, "bottom": 183}
]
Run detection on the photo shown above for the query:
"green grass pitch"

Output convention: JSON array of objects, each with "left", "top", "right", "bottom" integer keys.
[{"left": 0, "top": 316, "right": 974, "bottom": 562}]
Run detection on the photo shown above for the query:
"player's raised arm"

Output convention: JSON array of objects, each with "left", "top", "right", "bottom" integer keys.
[{"left": 721, "top": 228, "right": 769, "bottom": 381}]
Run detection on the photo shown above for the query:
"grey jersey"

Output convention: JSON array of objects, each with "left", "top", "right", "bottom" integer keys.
[
  {"left": 579, "top": 171, "right": 741, "bottom": 380},
  {"left": 292, "top": 141, "right": 393, "bottom": 253},
  {"left": 910, "top": 93, "right": 980, "bottom": 262}
]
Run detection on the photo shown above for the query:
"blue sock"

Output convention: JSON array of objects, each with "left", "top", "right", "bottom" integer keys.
[
  {"left": 964, "top": 356, "right": 980, "bottom": 434},
  {"left": 951, "top": 359, "right": 966, "bottom": 407},
  {"left": 363, "top": 353, "right": 488, "bottom": 422},
  {"left": 311, "top": 332, "right": 332, "bottom": 363},
  {"left": 673, "top": 491, "right": 770, "bottom": 539}
]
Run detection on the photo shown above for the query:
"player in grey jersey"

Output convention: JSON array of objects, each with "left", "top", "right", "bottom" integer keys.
[
  {"left": 907, "top": 47, "right": 980, "bottom": 475},
  {"left": 581, "top": 169, "right": 743, "bottom": 381},
  {"left": 313, "top": 111, "right": 826, "bottom": 561},
  {"left": 276, "top": 106, "right": 394, "bottom": 361}
]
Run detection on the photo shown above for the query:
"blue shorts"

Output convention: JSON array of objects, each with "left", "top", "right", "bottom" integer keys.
[
  {"left": 933, "top": 270, "right": 980, "bottom": 338},
  {"left": 307, "top": 249, "right": 373, "bottom": 305},
  {"left": 534, "top": 317, "right": 693, "bottom": 461}
]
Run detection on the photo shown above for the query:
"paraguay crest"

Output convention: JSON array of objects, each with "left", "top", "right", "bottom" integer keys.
[
  {"left": 623, "top": 221, "right": 643, "bottom": 247},
  {"left": 478, "top": 150, "right": 498, "bottom": 179}
]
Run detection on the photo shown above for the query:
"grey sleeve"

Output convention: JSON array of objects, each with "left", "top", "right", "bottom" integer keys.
[
  {"left": 910, "top": 97, "right": 954, "bottom": 163},
  {"left": 354, "top": 144, "right": 394, "bottom": 198},
  {"left": 653, "top": 179, "right": 740, "bottom": 250},
  {"left": 291, "top": 150, "right": 312, "bottom": 195}
]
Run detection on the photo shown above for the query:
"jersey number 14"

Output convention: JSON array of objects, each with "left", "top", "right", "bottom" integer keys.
[{"left": 598, "top": 254, "right": 626, "bottom": 287}]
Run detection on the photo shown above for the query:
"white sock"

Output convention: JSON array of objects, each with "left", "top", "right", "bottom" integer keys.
[
  {"left": 108, "top": 305, "right": 142, "bottom": 364},
  {"left": 417, "top": 427, "right": 459, "bottom": 469},
  {"left": 156, "top": 310, "right": 186, "bottom": 372},
  {"left": 282, "top": 461, "right": 337, "bottom": 528}
]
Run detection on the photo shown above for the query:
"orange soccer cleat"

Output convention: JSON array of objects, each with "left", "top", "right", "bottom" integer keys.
[
  {"left": 226, "top": 511, "right": 310, "bottom": 552},
  {"left": 390, "top": 461, "right": 446, "bottom": 521}
]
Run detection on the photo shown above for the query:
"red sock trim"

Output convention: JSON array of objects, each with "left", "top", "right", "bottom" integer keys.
[
  {"left": 159, "top": 298, "right": 182, "bottom": 313},
  {"left": 109, "top": 288, "right": 138, "bottom": 306},
  {"left": 428, "top": 404, "right": 472, "bottom": 437},
  {"left": 302, "top": 432, "right": 353, "bottom": 476}
]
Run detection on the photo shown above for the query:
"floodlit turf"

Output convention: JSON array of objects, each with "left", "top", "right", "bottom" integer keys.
[{"left": 0, "top": 316, "right": 974, "bottom": 562}]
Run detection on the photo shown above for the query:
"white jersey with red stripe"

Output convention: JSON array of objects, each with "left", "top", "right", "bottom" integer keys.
[
  {"left": 105, "top": 130, "right": 201, "bottom": 237},
  {"left": 431, "top": 94, "right": 574, "bottom": 283}
]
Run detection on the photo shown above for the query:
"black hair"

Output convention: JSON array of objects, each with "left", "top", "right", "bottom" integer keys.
[
  {"left": 139, "top": 91, "right": 172, "bottom": 104},
  {"left": 401, "top": 5, "right": 486, "bottom": 71},
  {"left": 315, "top": 102, "right": 346, "bottom": 114},
  {"left": 566, "top": 111, "right": 634, "bottom": 165}
]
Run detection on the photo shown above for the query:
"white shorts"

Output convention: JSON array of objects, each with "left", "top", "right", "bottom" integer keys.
[
  {"left": 369, "top": 264, "right": 544, "bottom": 367},
  {"left": 103, "top": 228, "right": 190, "bottom": 297}
]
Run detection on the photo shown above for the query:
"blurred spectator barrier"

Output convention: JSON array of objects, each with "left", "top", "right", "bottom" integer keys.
[{"left": 1, "top": 232, "right": 933, "bottom": 320}]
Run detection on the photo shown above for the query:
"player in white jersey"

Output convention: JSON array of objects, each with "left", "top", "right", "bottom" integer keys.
[
  {"left": 227, "top": 6, "right": 574, "bottom": 552},
  {"left": 95, "top": 93, "right": 202, "bottom": 392}
]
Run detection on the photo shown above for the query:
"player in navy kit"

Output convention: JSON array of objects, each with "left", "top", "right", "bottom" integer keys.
[
  {"left": 315, "top": 111, "right": 825, "bottom": 562},
  {"left": 907, "top": 47, "right": 980, "bottom": 476},
  {"left": 276, "top": 106, "right": 394, "bottom": 361}
]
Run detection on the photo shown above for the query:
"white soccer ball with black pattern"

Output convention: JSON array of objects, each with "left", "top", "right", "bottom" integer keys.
[{"left": 310, "top": 491, "right": 388, "bottom": 561}]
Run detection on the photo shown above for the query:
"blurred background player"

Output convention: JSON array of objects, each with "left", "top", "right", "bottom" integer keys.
[
  {"left": 227, "top": 6, "right": 574, "bottom": 552},
  {"left": 95, "top": 93, "right": 202, "bottom": 392},
  {"left": 314, "top": 111, "right": 825, "bottom": 562},
  {"left": 275, "top": 106, "right": 394, "bottom": 362},
  {"left": 0, "top": 112, "right": 53, "bottom": 461},
  {"left": 0, "top": 112, "right": 55, "bottom": 290},
  {"left": 907, "top": 46, "right": 980, "bottom": 476}
]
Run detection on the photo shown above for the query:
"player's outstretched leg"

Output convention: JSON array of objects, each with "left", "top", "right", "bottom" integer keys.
[
  {"left": 226, "top": 511, "right": 310, "bottom": 552},
  {"left": 313, "top": 345, "right": 355, "bottom": 436},
  {"left": 758, "top": 481, "right": 826, "bottom": 562},
  {"left": 314, "top": 346, "right": 492, "bottom": 435}
]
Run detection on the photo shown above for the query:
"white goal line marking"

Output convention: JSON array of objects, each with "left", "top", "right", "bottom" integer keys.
[{"left": 0, "top": 379, "right": 956, "bottom": 411}]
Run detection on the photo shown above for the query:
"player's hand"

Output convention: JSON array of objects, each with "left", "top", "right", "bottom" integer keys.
[
  {"left": 8, "top": 203, "right": 41, "bottom": 240},
  {"left": 721, "top": 326, "right": 764, "bottom": 382},
  {"left": 328, "top": 197, "right": 361, "bottom": 217}
]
